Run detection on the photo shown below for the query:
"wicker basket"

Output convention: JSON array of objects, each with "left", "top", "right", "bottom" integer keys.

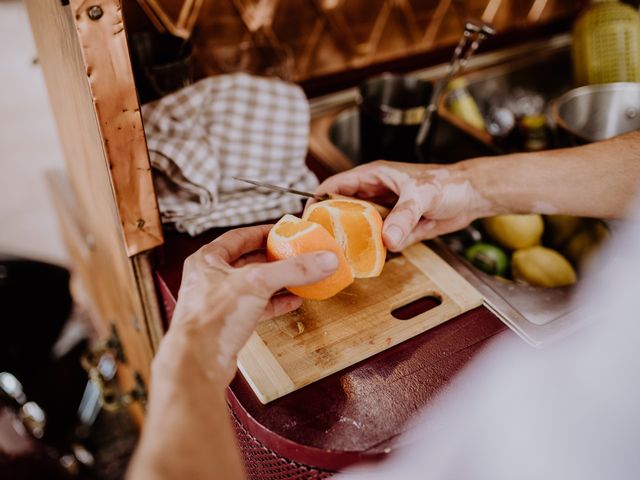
[{"left": 231, "top": 411, "right": 335, "bottom": 479}]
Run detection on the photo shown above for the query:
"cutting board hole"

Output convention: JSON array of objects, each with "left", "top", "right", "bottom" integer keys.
[{"left": 392, "top": 294, "right": 442, "bottom": 320}]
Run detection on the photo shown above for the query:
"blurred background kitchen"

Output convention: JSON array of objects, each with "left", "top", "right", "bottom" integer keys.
[{"left": 3, "top": 0, "right": 640, "bottom": 479}]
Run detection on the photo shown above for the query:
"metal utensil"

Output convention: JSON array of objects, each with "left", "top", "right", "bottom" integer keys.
[
  {"left": 553, "top": 82, "right": 640, "bottom": 144},
  {"left": 233, "top": 177, "right": 391, "bottom": 218},
  {"left": 233, "top": 177, "right": 327, "bottom": 200},
  {"left": 415, "top": 18, "right": 495, "bottom": 147}
]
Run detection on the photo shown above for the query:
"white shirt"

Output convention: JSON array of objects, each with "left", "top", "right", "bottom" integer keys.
[{"left": 340, "top": 200, "right": 640, "bottom": 480}]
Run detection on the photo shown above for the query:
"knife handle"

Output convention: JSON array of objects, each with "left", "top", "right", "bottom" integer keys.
[{"left": 326, "top": 193, "right": 391, "bottom": 220}]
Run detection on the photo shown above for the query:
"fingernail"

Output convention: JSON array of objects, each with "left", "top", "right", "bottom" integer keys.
[
  {"left": 316, "top": 251, "right": 339, "bottom": 272},
  {"left": 384, "top": 225, "right": 403, "bottom": 248}
]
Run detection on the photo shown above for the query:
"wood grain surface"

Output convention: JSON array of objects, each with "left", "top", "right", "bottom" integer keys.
[
  {"left": 24, "top": 0, "right": 159, "bottom": 424},
  {"left": 71, "top": 0, "right": 163, "bottom": 257},
  {"left": 238, "top": 242, "right": 482, "bottom": 403}
]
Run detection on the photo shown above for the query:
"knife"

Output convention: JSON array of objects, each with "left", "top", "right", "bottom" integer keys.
[{"left": 233, "top": 177, "right": 390, "bottom": 219}]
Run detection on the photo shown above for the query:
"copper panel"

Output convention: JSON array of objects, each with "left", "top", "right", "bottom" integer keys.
[{"left": 70, "top": 0, "right": 164, "bottom": 257}]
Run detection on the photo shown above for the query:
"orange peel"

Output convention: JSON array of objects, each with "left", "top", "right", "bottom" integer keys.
[
  {"left": 267, "top": 199, "right": 386, "bottom": 300},
  {"left": 266, "top": 215, "right": 354, "bottom": 300}
]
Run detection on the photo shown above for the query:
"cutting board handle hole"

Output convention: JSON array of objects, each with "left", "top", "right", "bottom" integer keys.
[{"left": 391, "top": 294, "right": 442, "bottom": 320}]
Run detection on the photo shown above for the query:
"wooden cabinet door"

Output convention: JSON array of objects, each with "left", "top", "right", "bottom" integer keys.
[{"left": 25, "top": 0, "right": 165, "bottom": 423}]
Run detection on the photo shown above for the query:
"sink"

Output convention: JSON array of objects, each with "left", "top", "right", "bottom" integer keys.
[
  {"left": 328, "top": 45, "right": 573, "bottom": 162},
  {"left": 317, "top": 41, "right": 588, "bottom": 347},
  {"left": 328, "top": 107, "right": 497, "bottom": 165},
  {"left": 438, "top": 44, "right": 573, "bottom": 153}
]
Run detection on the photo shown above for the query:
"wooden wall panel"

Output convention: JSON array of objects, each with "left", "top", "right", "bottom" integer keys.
[
  {"left": 24, "top": 0, "right": 158, "bottom": 420},
  {"left": 133, "top": 0, "right": 587, "bottom": 82}
]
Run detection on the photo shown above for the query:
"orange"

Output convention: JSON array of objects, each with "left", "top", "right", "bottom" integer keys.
[
  {"left": 303, "top": 199, "right": 386, "bottom": 278},
  {"left": 266, "top": 214, "right": 354, "bottom": 300}
]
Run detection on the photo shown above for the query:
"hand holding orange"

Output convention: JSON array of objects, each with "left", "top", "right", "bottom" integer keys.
[{"left": 266, "top": 199, "right": 387, "bottom": 300}]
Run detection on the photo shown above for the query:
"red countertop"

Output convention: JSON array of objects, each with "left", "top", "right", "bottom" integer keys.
[{"left": 155, "top": 229, "right": 507, "bottom": 470}]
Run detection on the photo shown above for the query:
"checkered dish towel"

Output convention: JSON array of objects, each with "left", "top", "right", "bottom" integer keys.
[{"left": 142, "top": 73, "right": 318, "bottom": 235}]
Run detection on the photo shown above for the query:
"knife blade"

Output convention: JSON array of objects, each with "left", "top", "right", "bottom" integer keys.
[
  {"left": 233, "top": 177, "right": 329, "bottom": 201},
  {"left": 232, "top": 177, "right": 390, "bottom": 219}
]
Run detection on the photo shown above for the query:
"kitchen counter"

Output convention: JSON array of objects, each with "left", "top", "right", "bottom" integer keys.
[{"left": 153, "top": 157, "right": 508, "bottom": 473}]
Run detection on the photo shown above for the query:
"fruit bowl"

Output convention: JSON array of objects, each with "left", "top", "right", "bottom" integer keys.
[
  {"left": 452, "top": 215, "right": 608, "bottom": 288},
  {"left": 437, "top": 215, "right": 609, "bottom": 338}
]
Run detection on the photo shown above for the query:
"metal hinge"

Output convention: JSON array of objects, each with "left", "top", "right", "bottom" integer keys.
[
  {"left": 80, "top": 325, "right": 147, "bottom": 413},
  {"left": 81, "top": 324, "right": 127, "bottom": 365},
  {"left": 100, "top": 372, "right": 147, "bottom": 412}
]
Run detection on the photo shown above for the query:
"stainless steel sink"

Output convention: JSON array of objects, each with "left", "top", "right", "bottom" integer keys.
[
  {"left": 322, "top": 39, "right": 588, "bottom": 347},
  {"left": 328, "top": 105, "right": 497, "bottom": 165}
]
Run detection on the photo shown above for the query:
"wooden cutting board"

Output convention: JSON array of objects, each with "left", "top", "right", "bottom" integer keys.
[{"left": 238, "top": 242, "right": 483, "bottom": 404}]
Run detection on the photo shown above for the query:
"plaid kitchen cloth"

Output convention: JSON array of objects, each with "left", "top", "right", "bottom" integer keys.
[{"left": 142, "top": 73, "right": 317, "bottom": 235}]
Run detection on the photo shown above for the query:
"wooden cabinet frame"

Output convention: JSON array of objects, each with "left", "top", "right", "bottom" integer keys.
[{"left": 25, "top": 0, "right": 165, "bottom": 423}]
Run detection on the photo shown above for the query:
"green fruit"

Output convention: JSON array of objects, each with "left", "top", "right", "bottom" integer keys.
[
  {"left": 483, "top": 214, "right": 544, "bottom": 250},
  {"left": 465, "top": 242, "right": 509, "bottom": 277},
  {"left": 545, "top": 215, "right": 584, "bottom": 249},
  {"left": 512, "top": 246, "right": 577, "bottom": 288}
]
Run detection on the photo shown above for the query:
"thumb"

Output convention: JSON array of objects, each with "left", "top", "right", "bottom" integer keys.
[
  {"left": 399, "top": 217, "right": 474, "bottom": 250},
  {"left": 396, "top": 218, "right": 438, "bottom": 250},
  {"left": 244, "top": 251, "right": 339, "bottom": 295},
  {"left": 383, "top": 195, "right": 424, "bottom": 252}
]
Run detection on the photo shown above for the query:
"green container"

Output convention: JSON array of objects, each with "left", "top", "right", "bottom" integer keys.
[{"left": 572, "top": 0, "right": 640, "bottom": 85}]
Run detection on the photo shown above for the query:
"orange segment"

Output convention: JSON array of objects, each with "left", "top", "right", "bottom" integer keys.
[
  {"left": 274, "top": 220, "right": 310, "bottom": 237},
  {"left": 267, "top": 215, "right": 354, "bottom": 300},
  {"left": 303, "top": 199, "right": 386, "bottom": 278},
  {"left": 326, "top": 201, "right": 367, "bottom": 212},
  {"left": 304, "top": 204, "right": 335, "bottom": 237}
]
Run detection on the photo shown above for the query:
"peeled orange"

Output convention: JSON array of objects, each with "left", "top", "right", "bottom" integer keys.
[
  {"left": 304, "top": 199, "right": 385, "bottom": 278},
  {"left": 266, "top": 214, "right": 354, "bottom": 300},
  {"left": 266, "top": 199, "right": 386, "bottom": 300}
]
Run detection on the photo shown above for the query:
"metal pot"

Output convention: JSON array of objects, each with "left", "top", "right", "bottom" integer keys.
[
  {"left": 552, "top": 82, "right": 640, "bottom": 144},
  {"left": 357, "top": 73, "right": 433, "bottom": 163}
]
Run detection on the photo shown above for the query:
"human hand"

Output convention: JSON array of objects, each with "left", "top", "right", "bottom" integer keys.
[
  {"left": 313, "top": 160, "right": 491, "bottom": 251},
  {"left": 156, "top": 225, "right": 339, "bottom": 385}
]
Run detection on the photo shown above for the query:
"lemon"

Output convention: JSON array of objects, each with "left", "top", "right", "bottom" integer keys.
[
  {"left": 512, "top": 246, "right": 577, "bottom": 288},
  {"left": 483, "top": 214, "right": 544, "bottom": 250}
]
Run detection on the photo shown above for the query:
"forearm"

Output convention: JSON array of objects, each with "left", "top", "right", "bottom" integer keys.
[
  {"left": 461, "top": 131, "right": 640, "bottom": 219},
  {"left": 126, "top": 225, "right": 336, "bottom": 478},
  {"left": 127, "top": 336, "right": 246, "bottom": 480}
]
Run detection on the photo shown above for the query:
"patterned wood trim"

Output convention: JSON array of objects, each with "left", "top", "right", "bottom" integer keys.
[{"left": 132, "top": 0, "right": 586, "bottom": 83}]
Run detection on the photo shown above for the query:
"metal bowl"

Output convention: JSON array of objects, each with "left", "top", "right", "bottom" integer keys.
[{"left": 553, "top": 82, "right": 640, "bottom": 144}]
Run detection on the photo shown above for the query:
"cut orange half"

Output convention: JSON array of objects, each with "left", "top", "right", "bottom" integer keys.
[
  {"left": 303, "top": 199, "right": 386, "bottom": 278},
  {"left": 266, "top": 215, "right": 354, "bottom": 300}
]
